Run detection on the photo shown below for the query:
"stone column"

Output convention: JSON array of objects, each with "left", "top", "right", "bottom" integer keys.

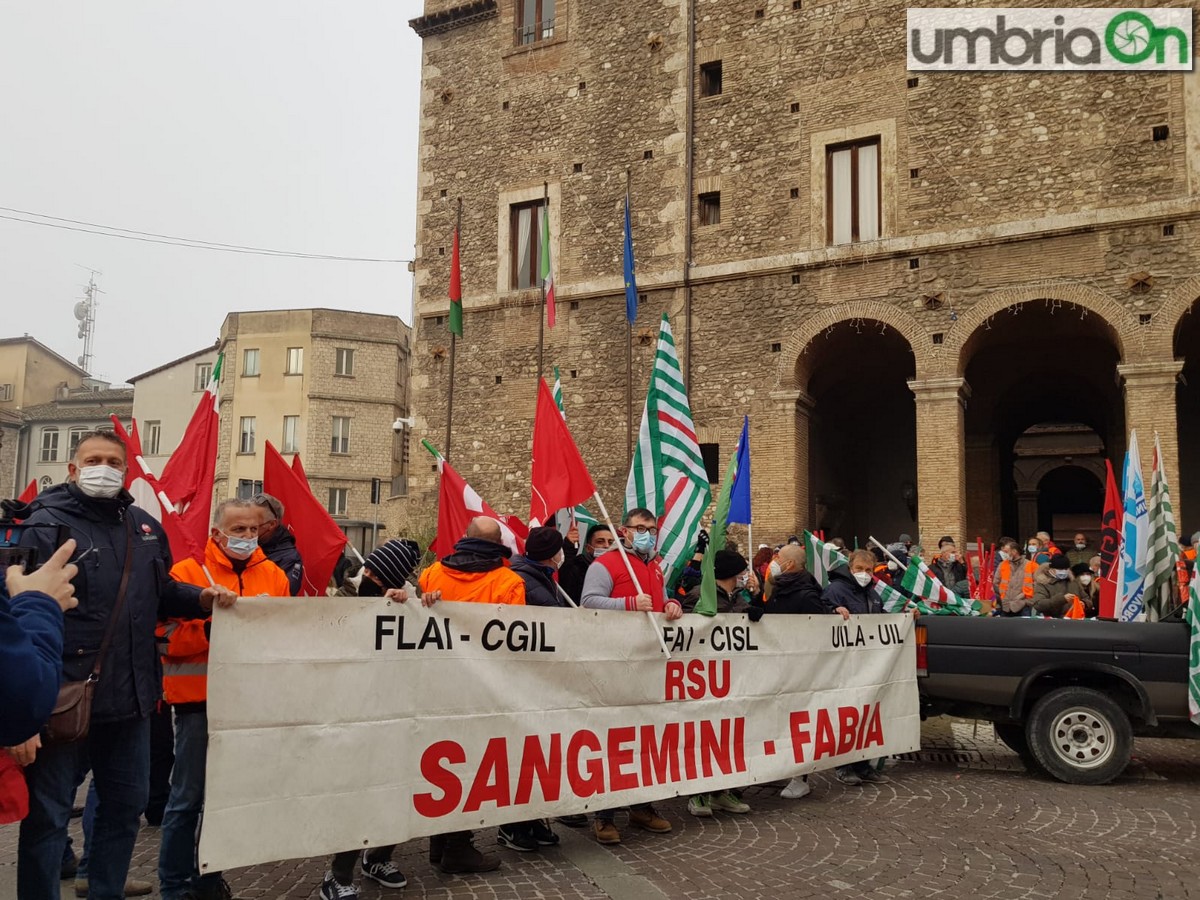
[
  {"left": 767, "top": 389, "right": 814, "bottom": 538},
  {"left": 1119, "top": 360, "right": 1185, "bottom": 523},
  {"left": 909, "top": 377, "right": 970, "bottom": 547}
]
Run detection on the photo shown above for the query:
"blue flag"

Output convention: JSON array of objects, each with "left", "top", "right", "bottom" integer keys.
[
  {"left": 623, "top": 193, "right": 637, "bottom": 324},
  {"left": 728, "top": 416, "right": 751, "bottom": 525}
]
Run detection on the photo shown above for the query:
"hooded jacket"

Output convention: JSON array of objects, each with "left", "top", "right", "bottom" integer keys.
[
  {"left": 159, "top": 538, "right": 291, "bottom": 709},
  {"left": 0, "top": 588, "right": 63, "bottom": 745},
  {"left": 418, "top": 537, "right": 526, "bottom": 605},
  {"left": 820, "top": 564, "right": 882, "bottom": 615},
  {"left": 17, "top": 483, "right": 207, "bottom": 723},
  {"left": 511, "top": 555, "right": 567, "bottom": 607},
  {"left": 260, "top": 526, "right": 304, "bottom": 595},
  {"left": 764, "top": 570, "right": 825, "bottom": 615}
]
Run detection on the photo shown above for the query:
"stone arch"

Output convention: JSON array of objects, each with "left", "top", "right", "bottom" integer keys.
[
  {"left": 940, "top": 282, "right": 1141, "bottom": 377},
  {"left": 1154, "top": 275, "right": 1200, "bottom": 359},
  {"left": 775, "top": 300, "right": 931, "bottom": 392}
]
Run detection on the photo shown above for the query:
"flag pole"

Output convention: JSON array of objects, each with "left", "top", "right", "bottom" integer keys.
[
  {"left": 868, "top": 535, "right": 916, "bottom": 612},
  {"left": 592, "top": 490, "right": 672, "bottom": 658},
  {"left": 537, "top": 181, "right": 548, "bottom": 390},
  {"left": 625, "top": 168, "right": 634, "bottom": 471},
  {"left": 446, "top": 198, "right": 462, "bottom": 462}
]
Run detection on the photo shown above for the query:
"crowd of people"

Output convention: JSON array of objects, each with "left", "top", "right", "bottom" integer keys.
[{"left": 2, "top": 428, "right": 1198, "bottom": 899}]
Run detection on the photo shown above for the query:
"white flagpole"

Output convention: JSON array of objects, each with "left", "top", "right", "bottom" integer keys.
[
  {"left": 555, "top": 582, "right": 579, "bottom": 608},
  {"left": 592, "top": 491, "right": 672, "bottom": 658}
]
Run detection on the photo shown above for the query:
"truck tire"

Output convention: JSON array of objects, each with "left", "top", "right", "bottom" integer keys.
[
  {"left": 1025, "top": 687, "right": 1132, "bottom": 785},
  {"left": 993, "top": 723, "right": 1043, "bottom": 773}
]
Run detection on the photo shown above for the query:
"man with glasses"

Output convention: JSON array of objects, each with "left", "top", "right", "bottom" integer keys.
[
  {"left": 250, "top": 493, "right": 304, "bottom": 595},
  {"left": 580, "top": 507, "right": 681, "bottom": 845}
]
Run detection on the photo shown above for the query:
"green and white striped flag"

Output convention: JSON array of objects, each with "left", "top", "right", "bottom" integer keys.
[
  {"left": 1186, "top": 574, "right": 1200, "bottom": 726},
  {"left": 802, "top": 531, "right": 845, "bottom": 588},
  {"left": 625, "top": 314, "right": 711, "bottom": 581},
  {"left": 900, "top": 559, "right": 983, "bottom": 616},
  {"left": 1147, "top": 433, "right": 1181, "bottom": 622},
  {"left": 552, "top": 366, "right": 564, "bottom": 412}
]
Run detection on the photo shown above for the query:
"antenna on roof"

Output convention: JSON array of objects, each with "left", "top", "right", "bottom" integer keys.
[{"left": 73, "top": 267, "right": 104, "bottom": 373}]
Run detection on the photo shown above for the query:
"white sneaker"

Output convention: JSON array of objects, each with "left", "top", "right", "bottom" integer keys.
[{"left": 780, "top": 776, "right": 811, "bottom": 799}]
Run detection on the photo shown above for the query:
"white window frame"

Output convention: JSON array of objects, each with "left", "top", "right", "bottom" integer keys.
[
  {"left": 285, "top": 347, "right": 304, "bottom": 375},
  {"left": 145, "top": 421, "right": 162, "bottom": 455},
  {"left": 239, "top": 416, "right": 256, "bottom": 454},
  {"left": 282, "top": 415, "right": 300, "bottom": 454},
  {"left": 195, "top": 363, "right": 213, "bottom": 392},
  {"left": 67, "top": 426, "right": 88, "bottom": 457},
  {"left": 40, "top": 427, "right": 59, "bottom": 463},
  {"left": 496, "top": 183, "right": 561, "bottom": 295},
  {"left": 809, "top": 119, "right": 896, "bottom": 251},
  {"left": 328, "top": 487, "right": 348, "bottom": 516},
  {"left": 331, "top": 416, "right": 351, "bottom": 454},
  {"left": 0, "top": 383, "right": 13, "bottom": 402},
  {"left": 242, "top": 348, "right": 260, "bottom": 377}
]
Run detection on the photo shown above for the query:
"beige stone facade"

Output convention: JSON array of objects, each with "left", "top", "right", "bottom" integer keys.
[
  {"left": 215, "top": 310, "right": 412, "bottom": 553},
  {"left": 129, "top": 343, "right": 221, "bottom": 471},
  {"left": 406, "top": 1, "right": 1200, "bottom": 548}
]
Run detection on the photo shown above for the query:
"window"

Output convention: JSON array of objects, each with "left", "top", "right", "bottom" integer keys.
[
  {"left": 335, "top": 348, "right": 355, "bottom": 376},
  {"left": 699, "top": 443, "right": 721, "bottom": 484},
  {"left": 509, "top": 200, "right": 545, "bottom": 290},
  {"left": 242, "top": 348, "right": 260, "bottom": 377},
  {"left": 328, "top": 487, "right": 349, "bottom": 516},
  {"left": 237, "top": 479, "right": 263, "bottom": 500},
  {"left": 40, "top": 427, "right": 59, "bottom": 463},
  {"left": 67, "top": 427, "right": 88, "bottom": 456},
  {"left": 239, "top": 417, "right": 256, "bottom": 454},
  {"left": 331, "top": 416, "right": 351, "bottom": 454},
  {"left": 700, "top": 61, "right": 723, "bottom": 97},
  {"left": 285, "top": 347, "right": 304, "bottom": 375},
  {"left": 194, "top": 363, "right": 212, "bottom": 392},
  {"left": 699, "top": 192, "right": 722, "bottom": 226},
  {"left": 38, "top": 476, "right": 52, "bottom": 491},
  {"left": 282, "top": 416, "right": 300, "bottom": 454},
  {"left": 515, "top": 0, "right": 555, "bottom": 45},
  {"left": 0, "top": 383, "right": 12, "bottom": 402},
  {"left": 827, "top": 137, "right": 881, "bottom": 245},
  {"left": 145, "top": 421, "right": 162, "bottom": 455}
]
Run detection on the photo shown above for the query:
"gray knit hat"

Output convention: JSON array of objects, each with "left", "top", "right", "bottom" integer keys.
[{"left": 364, "top": 539, "right": 422, "bottom": 589}]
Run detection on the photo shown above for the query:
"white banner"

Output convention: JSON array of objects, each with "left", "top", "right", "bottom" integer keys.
[{"left": 198, "top": 599, "right": 919, "bottom": 873}]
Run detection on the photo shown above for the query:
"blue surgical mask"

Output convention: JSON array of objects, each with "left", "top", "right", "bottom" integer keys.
[
  {"left": 223, "top": 534, "right": 258, "bottom": 560},
  {"left": 632, "top": 531, "right": 657, "bottom": 556}
]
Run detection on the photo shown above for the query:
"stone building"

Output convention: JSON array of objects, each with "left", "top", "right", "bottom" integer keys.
[
  {"left": 406, "top": 0, "right": 1200, "bottom": 547},
  {"left": 215, "top": 309, "right": 412, "bottom": 553}
]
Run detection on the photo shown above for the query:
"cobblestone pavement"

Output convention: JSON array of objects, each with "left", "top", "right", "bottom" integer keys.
[{"left": 3, "top": 719, "right": 1198, "bottom": 900}]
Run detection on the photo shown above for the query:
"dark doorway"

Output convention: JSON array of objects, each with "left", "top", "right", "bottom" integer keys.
[
  {"left": 962, "top": 300, "right": 1124, "bottom": 542},
  {"left": 1177, "top": 302, "right": 1199, "bottom": 534},
  {"left": 805, "top": 321, "right": 916, "bottom": 544},
  {"left": 1036, "top": 464, "right": 1104, "bottom": 539}
]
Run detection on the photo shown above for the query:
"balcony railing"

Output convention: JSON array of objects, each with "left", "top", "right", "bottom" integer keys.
[{"left": 515, "top": 17, "right": 555, "bottom": 46}]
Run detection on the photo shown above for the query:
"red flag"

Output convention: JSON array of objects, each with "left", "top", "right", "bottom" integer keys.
[
  {"left": 16, "top": 479, "right": 37, "bottom": 505},
  {"left": 109, "top": 416, "right": 202, "bottom": 563},
  {"left": 263, "top": 443, "right": 346, "bottom": 596},
  {"left": 157, "top": 354, "right": 222, "bottom": 558},
  {"left": 291, "top": 454, "right": 306, "bottom": 479},
  {"left": 1098, "top": 458, "right": 1122, "bottom": 618},
  {"left": 529, "top": 378, "right": 596, "bottom": 527},
  {"left": 425, "top": 442, "right": 525, "bottom": 558}
]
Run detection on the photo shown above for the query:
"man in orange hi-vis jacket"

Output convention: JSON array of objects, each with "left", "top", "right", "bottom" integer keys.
[{"left": 157, "top": 498, "right": 290, "bottom": 900}]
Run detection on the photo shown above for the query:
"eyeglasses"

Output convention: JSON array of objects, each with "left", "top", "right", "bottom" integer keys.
[{"left": 629, "top": 525, "right": 658, "bottom": 536}]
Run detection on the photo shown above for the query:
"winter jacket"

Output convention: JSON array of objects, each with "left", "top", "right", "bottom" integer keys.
[
  {"left": 932, "top": 557, "right": 967, "bottom": 591},
  {"left": 1076, "top": 578, "right": 1101, "bottom": 617},
  {"left": 763, "top": 570, "right": 825, "bottom": 616},
  {"left": 418, "top": 537, "right": 526, "bottom": 605},
  {"left": 260, "top": 527, "right": 304, "bottom": 595},
  {"left": 581, "top": 549, "right": 674, "bottom": 612},
  {"left": 821, "top": 565, "right": 882, "bottom": 615},
  {"left": 680, "top": 583, "right": 754, "bottom": 615},
  {"left": 0, "top": 588, "right": 63, "bottom": 745},
  {"left": 558, "top": 544, "right": 594, "bottom": 605},
  {"left": 1032, "top": 563, "right": 1084, "bottom": 618},
  {"left": 511, "top": 555, "right": 568, "bottom": 607},
  {"left": 159, "top": 539, "right": 291, "bottom": 709},
  {"left": 17, "top": 483, "right": 206, "bottom": 723},
  {"left": 993, "top": 556, "right": 1038, "bottom": 614}
]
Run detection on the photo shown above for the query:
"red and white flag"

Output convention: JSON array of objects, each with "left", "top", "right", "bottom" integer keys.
[
  {"left": 423, "top": 440, "right": 525, "bottom": 558},
  {"left": 263, "top": 443, "right": 347, "bottom": 596},
  {"left": 530, "top": 378, "right": 595, "bottom": 527}
]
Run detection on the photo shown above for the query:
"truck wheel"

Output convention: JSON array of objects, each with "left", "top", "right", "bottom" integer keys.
[
  {"left": 1025, "top": 687, "right": 1132, "bottom": 785},
  {"left": 993, "top": 723, "right": 1043, "bottom": 773}
]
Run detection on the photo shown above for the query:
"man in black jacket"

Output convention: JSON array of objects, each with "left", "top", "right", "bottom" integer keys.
[
  {"left": 251, "top": 493, "right": 304, "bottom": 595},
  {"left": 762, "top": 545, "right": 823, "bottom": 616},
  {"left": 511, "top": 527, "right": 569, "bottom": 608},
  {"left": 558, "top": 524, "right": 614, "bottom": 605},
  {"left": 9, "top": 431, "right": 236, "bottom": 900}
]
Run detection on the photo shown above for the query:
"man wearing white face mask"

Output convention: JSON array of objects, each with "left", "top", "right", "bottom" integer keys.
[
  {"left": 510, "top": 526, "right": 570, "bottom": 608},
  {"left": 11, "top": 431, "right": 237, "bottom": 900},
  {"left": 157, "top": 499, "right": 290, "bottom": 900}
]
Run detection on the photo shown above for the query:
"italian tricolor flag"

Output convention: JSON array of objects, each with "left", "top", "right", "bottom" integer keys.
[{"left": 541, "top": 203, "right": 555, "bottom": 327}]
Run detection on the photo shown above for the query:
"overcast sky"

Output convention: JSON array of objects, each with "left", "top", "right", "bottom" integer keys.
[{"left": 0, "top": 2, "right": 421, "bottom": 384}]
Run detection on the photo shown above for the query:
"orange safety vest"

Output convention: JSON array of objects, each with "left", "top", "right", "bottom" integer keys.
[
  {"left": 157, "top": 539, "right": 291, "bottom": 705},
  {"left": 996, "top": 559, "right": 1037, "bottom": 600}
]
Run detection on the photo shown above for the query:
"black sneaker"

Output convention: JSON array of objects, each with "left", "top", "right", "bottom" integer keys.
[
  {"left": 529, "top": 819, "right": 561, "bottom": 847},
  {"left": 361, "top": 855, "right": 407, "bottom": 889},
  {"left": 497, "top": 825, "right": 539, "bottom": 852},
  {"left": 320, "top": 872, "right": 359, "bottom": 900},
  {"left": 556, "top": 814, "right": 589, "bottom": 828}
]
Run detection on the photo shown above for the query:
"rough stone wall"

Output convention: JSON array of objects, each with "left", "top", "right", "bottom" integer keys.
[{"left": 405, "top": 0, "right": 1200, "bottom": 545}]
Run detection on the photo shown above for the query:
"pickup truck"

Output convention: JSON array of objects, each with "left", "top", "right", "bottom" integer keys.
[{"left": 915, "top": 616, "right": 1195, "bottom": 785}]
